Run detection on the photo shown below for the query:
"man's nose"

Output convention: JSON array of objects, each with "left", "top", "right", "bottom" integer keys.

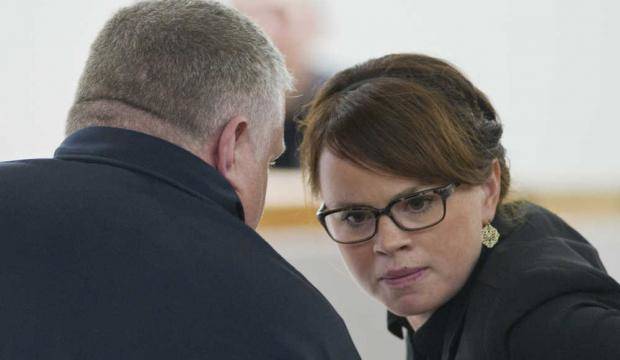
[{"left": 372, "top": 214, "right": 412, "bottom": 255}]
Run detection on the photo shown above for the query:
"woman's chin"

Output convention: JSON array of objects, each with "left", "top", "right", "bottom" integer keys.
[{"left": 381, "top": 292, "right": 437, "bottom": 318}]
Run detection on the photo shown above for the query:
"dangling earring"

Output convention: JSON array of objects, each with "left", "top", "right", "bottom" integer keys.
[{"left": 481, "top": 224, "right": 500, "bottom": 248}]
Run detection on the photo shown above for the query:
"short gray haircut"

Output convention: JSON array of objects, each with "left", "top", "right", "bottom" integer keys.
[{"left": 66, "top": 0, "right": 292, "bottom": 149}]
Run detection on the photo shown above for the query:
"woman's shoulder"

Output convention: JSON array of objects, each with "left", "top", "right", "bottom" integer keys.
[
  {"left": 493, "top": 201, "right": 593, "bottom": 248},
  {"left": 462, "top": 201, "right": 620, "bottom": 358},
  {"left": 483, "top": 201, "right": 610, "bottom": 288},
  {"left": 507, "top": 291, "right": 620, "bottom": 360},
  {"left": 476, "top": 202, "right": 618, "bottom": 303}
]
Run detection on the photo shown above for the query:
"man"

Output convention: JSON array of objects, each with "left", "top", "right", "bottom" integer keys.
[{"left": 0, "top": 1, "right": 360, "bottom": 359}]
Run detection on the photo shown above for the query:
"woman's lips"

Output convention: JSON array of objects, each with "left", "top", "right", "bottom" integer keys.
[{"left": 380, "top": 267, "right": 428, "bottom": 288}]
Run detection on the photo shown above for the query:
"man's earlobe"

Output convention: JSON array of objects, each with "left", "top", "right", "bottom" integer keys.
[{"left": 214, "top": 115, "right": 248, "bottom": 177}]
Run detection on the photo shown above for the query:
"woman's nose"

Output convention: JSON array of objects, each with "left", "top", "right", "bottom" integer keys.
[{"left": 372, "top": 214, "right": 412, "bottom": 255}]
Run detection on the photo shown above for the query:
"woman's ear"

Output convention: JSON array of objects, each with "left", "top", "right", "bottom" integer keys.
[{"left": 481, "top": 159, "right": 502, "bottom": 222}]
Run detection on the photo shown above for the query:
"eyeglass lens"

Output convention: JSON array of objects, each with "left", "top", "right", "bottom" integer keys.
[{"left": 323, "top": 191, "right": 446, "bottom": 243}]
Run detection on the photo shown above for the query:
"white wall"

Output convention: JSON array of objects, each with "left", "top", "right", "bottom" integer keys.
[
  {"left": 315, "top": 0, "right": 620, "bottom": 190},
  {"left": 1, "top": 0, "right": 134, "bottom": 160},
  {"left": 2, "top": 0, "right": 619, "bottom": 189}
]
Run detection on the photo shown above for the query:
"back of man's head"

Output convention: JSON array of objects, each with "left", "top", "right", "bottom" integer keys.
[{"left": 66, "top": 0, "right": 291, "bottom": 151}]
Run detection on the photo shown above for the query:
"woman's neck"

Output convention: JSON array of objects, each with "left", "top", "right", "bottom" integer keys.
[{"left": 407, "top": 312, "right": 433, "bottom": 331}]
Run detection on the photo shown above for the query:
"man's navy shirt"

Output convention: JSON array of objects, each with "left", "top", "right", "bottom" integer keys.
[{"left": 0, "top": 126, "right": 360, "bottom": 359}]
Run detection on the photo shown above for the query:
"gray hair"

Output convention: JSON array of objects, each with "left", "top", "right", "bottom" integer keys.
[{"left": 66, "top": 0, "right": 292, "bottom": 150}]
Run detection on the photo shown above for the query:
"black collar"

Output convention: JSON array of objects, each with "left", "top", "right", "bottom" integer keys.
[
  {"left": 386, "top": 211, "right": 518, "bottom": 357},
  {"left": 387, "top": 248, "right": 489, "bottom": 359},
  {"left": 54, "top": 126, "right": 245, "bottom": 221}
]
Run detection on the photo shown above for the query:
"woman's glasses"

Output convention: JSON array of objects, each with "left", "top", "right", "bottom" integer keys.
[{"left": 317, "top": 183, "right": 458, "bottom": 244}]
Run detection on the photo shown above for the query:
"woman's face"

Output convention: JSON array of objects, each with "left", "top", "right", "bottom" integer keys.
[{"left": 318, "top": 150, "right": 499, "bottom": 327}]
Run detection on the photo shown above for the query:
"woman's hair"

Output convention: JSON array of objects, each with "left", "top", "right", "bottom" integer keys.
[{"left": 299, "top": 53, "right": 511, "bottom": 206}]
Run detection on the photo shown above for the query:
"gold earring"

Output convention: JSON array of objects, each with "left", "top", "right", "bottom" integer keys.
[{"left": 481, "top": 224, "right": 500, "bottom": 248}]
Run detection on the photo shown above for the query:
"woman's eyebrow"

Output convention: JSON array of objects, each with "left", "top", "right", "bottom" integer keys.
[
  {"left": 388, "top": 185, "right": 427, "bottom": 202},
  {"left": 325, "top": 201, "right": 375, "bottom": 210},
  {"left": 326, "top": 184, "right": 429, "bottom": 210}
]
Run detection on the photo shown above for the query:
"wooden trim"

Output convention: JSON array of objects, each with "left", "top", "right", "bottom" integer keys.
[
  {"left": 516, "top": 191, "right": 620, "bottom": 216},
  {"left": 259, "top": 206, "right": 320, "bottom": 229},
  {"left": 258, "top": 191, "right": 620, "bottom": 230}
]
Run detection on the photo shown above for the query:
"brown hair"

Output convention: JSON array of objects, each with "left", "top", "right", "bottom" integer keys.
[{"left": 299, "top": 53, "right": 511, "bottom": 205}]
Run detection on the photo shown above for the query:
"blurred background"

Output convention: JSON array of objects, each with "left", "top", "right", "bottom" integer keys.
[{"left": 2, "top": 1, "right": 619, "bottom": 358}]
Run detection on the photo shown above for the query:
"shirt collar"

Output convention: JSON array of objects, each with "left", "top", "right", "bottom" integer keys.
[
  {"left": 386, "top": 245, "right": 493, "bottom": 357},
  {"left": 387, "top": 297, "right": 454, "bottom": 358},
  {"left": 54, "top": 126, "right": 245, "bottom": 221}
]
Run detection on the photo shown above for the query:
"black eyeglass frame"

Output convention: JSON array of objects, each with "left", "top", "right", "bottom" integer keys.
[{"left": 316, "top": 183, "right": 459, "bottom": 244}]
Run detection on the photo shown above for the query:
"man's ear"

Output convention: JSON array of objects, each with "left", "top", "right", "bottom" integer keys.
[
  {"left": 214, "top": 116, "right": 250, "bottom": 187},
  {"left": 481, "top": 159, "right": 502, "bottom": 222}
]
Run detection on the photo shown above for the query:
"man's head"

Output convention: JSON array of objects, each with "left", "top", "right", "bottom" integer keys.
[{"left": 67, "top": 0, "right": 292, "bottom": 228}]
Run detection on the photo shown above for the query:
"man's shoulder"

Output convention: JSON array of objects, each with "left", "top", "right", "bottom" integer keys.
[
  {"left": 0, "top": 156, "right": 344, "bottom": 317},
  {"left": 0, "top": 156, "right": 112, "bottom": 190},
  {"left": 0, "top": 160, "right": 359, "bottom": 359},
  {"left": 0, "top": 157, "right": 57, "bottom": 175},
  {"left": 0, "top": 158, "right": 70, "bottom": 204}
]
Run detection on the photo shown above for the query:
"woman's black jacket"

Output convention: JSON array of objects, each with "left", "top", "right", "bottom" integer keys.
[{"left": 388, "top": 203, "right": 620, "bottom": 360}]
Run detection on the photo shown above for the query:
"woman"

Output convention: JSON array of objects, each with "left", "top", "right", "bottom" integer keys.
[{"left": 298, "top": 54, "right": 620, "bottom": 359}]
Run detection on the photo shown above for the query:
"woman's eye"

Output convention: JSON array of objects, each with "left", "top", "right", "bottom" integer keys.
[
  {"left": 405, "top": 196, "right": 431, "bottom": 212},
  {"left": 340, "top": 211, "right": 372, "bottom": 225}
]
